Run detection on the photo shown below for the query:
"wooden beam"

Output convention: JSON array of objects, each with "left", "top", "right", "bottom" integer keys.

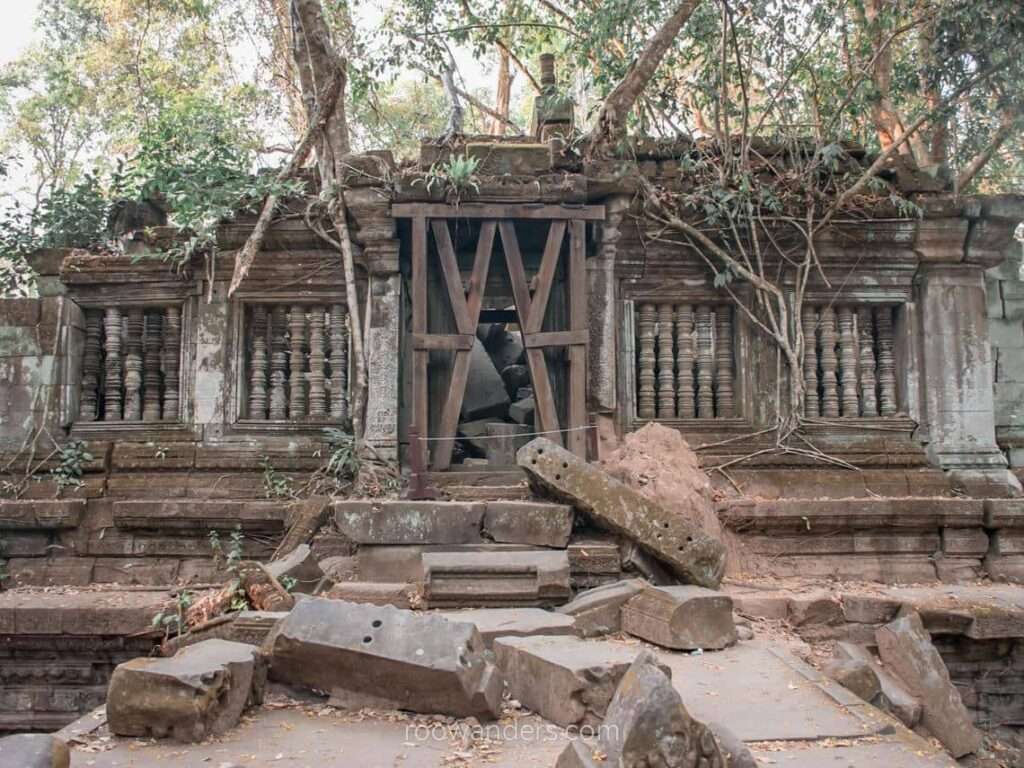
[
  {"left": 524, "top": 220, "right": 567, "bottom": 335},
  {"left": 412, "top": 333, "right": 475, "bottom": 351},
  {"left": 567, "top": 220, "right": 588, "bottom": 458},
  {"left": 499, "top": 222, "right": 533, "bottom": 328},
  {"left": 523, "top": 330, "right": 588, "bottom": 348},
  {"left": 526, "top": 348, "right": 562, "bottom": 443},
  {"left": 393, "top": 203, "right": 605, "bottom": 221},
  {"left": 466, "top": 221, "right": 496, "bottom": 324},
  {"left": 431, "top": 220, "right": 474, "bottom": 335},
  {"left": 432, "top": 348, "right": 472, "bottom": 470}
]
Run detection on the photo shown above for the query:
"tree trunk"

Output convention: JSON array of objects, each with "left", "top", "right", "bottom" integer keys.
[{"left": 491, "top": 46, "right": 512, "bottom": 136}]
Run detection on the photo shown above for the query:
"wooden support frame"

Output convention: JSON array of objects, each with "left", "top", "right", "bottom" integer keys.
[{"left": 395, "top": 204, "right": 603, "bottom": 470}]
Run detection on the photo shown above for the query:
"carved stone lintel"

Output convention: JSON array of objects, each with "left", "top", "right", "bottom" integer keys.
[
  {"left": 715, "top": 307, "right": 734, "bottom": 418},
  {"left": 162, "top": 307, "right": 181, "bottom": 421},
  {"left": 858, "top": 308, "right": 878, "bottom": 417},
  {"left": 876, "top": 306, "right": 897, "bottom": 416},
  {"left": 819, "top": 306, "right": 840, "bottom": 418},
  {"left": 837, "top": 306, "right": 859, "bottom": 417},
  {"left": 656, "top": 303, "right": 675, "bottom": 418},
  {"left": 103, "top": 308, "right": 123, "bottom": 421},
  {"left": 79, "top": 311, "right": 102, "bottom": 421},
  {"left": 248, "top": 305, "right": 269, "bottom": 420},
  {"left": 802, "top": 307, "right": 819, "bottom": 417},
  {"left": 269, "top": 306, "right": 289, "bottom": 420},
  {"left": 695, "top": 306, "right": 714, "bottom": 418},
  {"left": 289, "top": 305, "right": 308, "bottom": 419},
  {"left": 675, "top": 305, "right": 695, "bottom": 418},
  {"left": 329, "top": 304, "right": 349, "bottom": 421},
  {"left": 142, "top": 311, "right": 163, "bottom": 421},
  {"left": 637, "top": 303, "right": 657, "bottom": 419},
  {"left": 308, "top": 306, "right": 327, "bottom": 418}
]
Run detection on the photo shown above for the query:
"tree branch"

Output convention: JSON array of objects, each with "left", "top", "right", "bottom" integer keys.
[{"left": 957, "top": 108, "right": 1021, "bottom": 190}]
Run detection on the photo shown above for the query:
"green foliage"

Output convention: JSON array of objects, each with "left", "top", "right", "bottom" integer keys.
[
  {"left": 152, "top": 590, "right": 194, "bottom": 639},
  {"left": 261, "top": 456, "right": 295, "bottom": 500},
  {"left": 50, "top": 440, "right": 93, "bottom": 494},
  {"left": 209, "top": 524, "right": 245, "bottom": 574},
  {"left": 420, "top": 153, "right": 481, "bottom": 204},
  {"left": 279, "top": 574, "right": 298, "bottom": 593},
  {"left": 324, "top": 428, "right": 360, "bottom": 482}
]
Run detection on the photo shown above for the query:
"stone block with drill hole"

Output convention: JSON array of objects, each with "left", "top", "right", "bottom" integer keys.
[
  {"left": 264, "top": 544, "right": 324, "bottom": 594},
  {"left": 106, "top": 639, "right": 264, "bottom": 742},
  {"left": 422, "top": 549, "right": 571, "bottom": 607},
  {"left": 599, "top": 651, "right": 726, "bottom": 768},
  {"left": 621, "top": 585, "right": 737, "bottom": 651},
  {"left": 461, "top": 340, "right": 510, "bottom": 420},
  {"left": 835, "top": 641, "right": 922, "bottom": 727},
  {"left": 332, "top": 500, "right": 485, "bottom": 545},
  {"left": 436, "top": 608, "right": 577, "bottom": 647},
  {"left": 484, "top": 423, "right": 531, "bottom": 464},
  {"left": 875, "top": 612, "right": 981, "bottom": 757},
  {"left": 518, "top": 438, "right": 727, "bottom": 589},
  {"left": 482, "top": 501, "right": 574, "bottom": 547},
  {"left": 0, "top": 734, "right": 70, "bottom": 768},
  {"left": 492, "top": 635, "right": 670, "bottom": 728},
  {"left": 557, "top": 578, "right": 647, "bottom": 637},
  {"left": 266, "top": 598, "right": 503, "bottom": 719}
]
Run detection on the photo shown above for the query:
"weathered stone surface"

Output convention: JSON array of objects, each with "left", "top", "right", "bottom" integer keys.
[
  {"left": 493, "top": 636, "right": 668, "bottom": 727},
  {"left": 466, "top": 142, "right": 551, "bottom": 176},
  {"left": 835, "top": 642, "right": 928, "bottom": 729},
  {"left": 422, "top": 549, "right": 571, "bottom": 607},
  {"left": 323, "top": 581, "right": 417, "bottom": 608},
  {"left": 483, "top": 501, "right": 573, "bottom": 547},
  {"left": 875, "top": 613, "right": 982, "bottom": 757},
  {"left": 0, "top": 500, "right": 84, "bottom": 529},
  {"left": 482, "top": 326, "right": 525, "bottom": 371},
  {"left": 112, "top": 500, "right": 288, "bottom": 531},
  {"left": 436, "top": 608, "right": 576, "bottom": 647},
  {"left": 107, "top": 639, "right": 263, "bottom": 742},
  {"left": 554, "top": 740, "right": 600, "bottom": 768},
  {"left": 332, "top": 500, "right": 484, "bottom": 544},
  {"left": 822, "top": 658, "right": 881, "bottom": 703},
  {"left": 264, "top": 544, "right": 323, "bottom": 593},
  {"left": 558, "top": 579, "right": 647, "bottom": 637},
  {"left": 708, "top": 722, "right": 756, "bottom": 768},
  {"left": 501, "top": 364, "right": 530, "bottom": 398},
  {"left": 459, "top": 418, "right": 507, "bottom": 454},
  {"left": 0, "top": 733, "right": 70, "bottom": 768},
  {"left": 519, "top": 439, "right": 726, "bottom": 588},
  {"left": 267, "top": 598, "right": 503, "bottom": 719},
  {"left": 568, "top": 535, "right": 623, "bottom": 587},
  {"left": 509, "top": 397, "right": 535, "bottom": 425},
  {"left": 484, "top": 423, "right": 531, "bottom": 464},
  {"left": 600, "top": 651, "right": 726, "bottom": 768},
  {"left": 462, "top": 340, "right": 510, "bottom": 420},
  {"left": 621, "top": 585, "right": 736, "bottom": 651}
]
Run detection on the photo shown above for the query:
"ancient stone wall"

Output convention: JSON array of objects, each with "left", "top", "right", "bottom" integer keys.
[{"left": 987, "top": 239, "right": 1024, "bottom": 471}]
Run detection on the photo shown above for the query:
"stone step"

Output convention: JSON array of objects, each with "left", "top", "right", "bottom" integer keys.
[
  {"left": 719, "top": 498, "right": 984, "bottom": 532},
  {"left": 422, "top": 549, "right": 572, "bottom": 608},
  {"left": 112, "top": 500, "right": 289, "bottom": 532}
]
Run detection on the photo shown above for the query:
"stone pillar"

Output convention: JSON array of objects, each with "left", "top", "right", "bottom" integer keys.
[
  {"left": 589, "top": 196, "right": 627, "bottom": 428},
  {"left": 918, "top": 263, "right": 1019, "bottom": 495},
  {"left": 364, "top": 270, "right": 401, "bottom": 462}
]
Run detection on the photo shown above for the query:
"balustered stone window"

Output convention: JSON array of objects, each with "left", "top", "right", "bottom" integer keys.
[
  {"left": 801, "top": 304, "right": 899, "bottom": 418},
  {"left": 634, "top": 302, "right": 736, "bottom": 419},
  {"left": 240, "top": 303, "right": 349, "bottom": 422},
  {"left": 77, "top": 306, "right": 183, "bottom": 422}
]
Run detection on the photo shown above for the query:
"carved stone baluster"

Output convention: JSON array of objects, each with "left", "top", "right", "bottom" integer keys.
[
  {"left": 161, "top": 307, "right": 180, "bottom": 421},
  {"left": 715, "top": 307, "right": 734, "bottom": 417},
  {"left": 636, "top": 303, "right": 657, "bottom": 419},
  {"left": 819, "top": 306, "right": 840, "bottom": 417},
  {"left": 289, "top": 305, "right": 308, "bottom": 418},
  {"left": 78, "top": 311, "right": 102, "bottom": 421},
  {"left": 142, "top": 311, "right": 163, "bottom": 421},
  {"left": 858, "top": 308, "right": 878, "bottom": 416},
  {"left": 308, "top": 306, "right": 327, "bottom": 418},
  {"left": 656, "top": 303, "right": 675, "bottom": 418},
  {"left": 802, "top": 307, "right": 820, "bottom": 417},
  {"left": 837, "top": 306, "right": 859, "bottom": 417},
  {"left": 248, "top": 305, "right": 269, "bottom": 419},
  {"left": 675, "top": 305, "right": 695, "bottom": 418},
  {"left": 123, "top": 309, "right": 143, "bottom": 420},
  {"left": 103, "top": 308, "right": 123, "bottom": 420},
  {"left": 329, "top": 304, "right": 349, "bottom": 421},
  {"left": 695, "top": 305, "right": 714, "bottom": 417},
  {"left": 876, "top": 306, "right": 897, "bottom": 416},
  {"left": 269, "top": 306, "right": 289, "bottom": 419}
]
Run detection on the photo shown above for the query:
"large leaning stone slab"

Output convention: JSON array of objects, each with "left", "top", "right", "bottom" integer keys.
[
  {"left": 483, "top": 501, "right": 574, "bottom": 547},
  {"left": 267, "top": 598, "right": 503, "bottom": 719},
  {"left": 332, "top": 500, "right": 485, "bottom": 544},
  {"left": 557, "top": 579, "right": 647, "bottom": 637},
  {"left": 621, "top": 585, "right": 737, "bottom": 651},
  {"left": 107, "top": 639, "right": 263, "bottom": 742},
  {"left": 0, "top": 734, "right": 70, "bottom": 768},
  {"left": 462, "top": 340, "right": 511, "bottom": 420},
  {"left": 492, "top": 635, "right": 668, "bottom": 727},
  {"left": 436, "top": 608, "right": 577, "bottom": 647},
  {"left": 518, "top": 439, "right": 726, "bottom": 588},
  {"left": 600, "top": 651, "right": 726, "bottom": 768},
  {"left": 835, "top": 641, "right": 921, "bottom": 728},
  {"left": 875, "top": 612, "right": 982, "bottom": 757},
  {"left": 422, "top": 549, "right": 571, "bottom": 607}
]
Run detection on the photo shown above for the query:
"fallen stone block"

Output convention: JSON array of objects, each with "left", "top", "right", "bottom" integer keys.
[
  {"left": 835, "top": 641, "right": 922, "bottom": 728},
  {"left": 484, "top": 423, "right": 531, "bottom": 464},
  {"left": 568, "top": 535, "right": 623, "bottom": 588},
  {"left": 509, "top": 397, "right": 535, "bottom": 425},
  {"left": 462, "top": 340, "right": 510, "bottom": 420},
  {"left": 333, "top": 500, "right": 484, "bottom": 545},
  {"left": 708, "top": 722, "right": 757, "bottom": 768},
  {"left": 458, "top": 418, "right": 507, "bottom": 455},
  {"left": 264, "top": 543, "right": 323, "bottom": 594},
  {"left": 436, "top": 607, "right": 577, "bottom": 647},
  {"left": 822, "top": 657, "right": 881, "bottom": 703},
  {"left": 501, "top": 364, "right": 530, "bottom": 398},
  {"left": 600, "top": 650, "right": 726, "bottom": 768},
  {"left": 876, "top": 612, "right": 982, "bottom": 757},
  {"left": 519, "top": 438, "right": 726, "bottom": 589},
  {"left": 482, "top": 326, "right": 525, "bottom": 371},
  {"left": 107, "top": 639, "right": 264, "bottom": 742},
  {"left": 0, "top": 733, "right": 70, "bottom": 768},
  {"left": 493, "top": 635, "right": 669, "bottom": 728},
  {"left": 267, "top": 598, "right": 503, "bottom": 719},
  {"left": 621, "top": 585, "right": 737, "bottom": 651},
  {"left": 422, "top": 549, "right": 571, "bottom": 607},
  {"left": 323, "top": 581, "right": 417, "bottom": 609},
  {"left": 483, "top": 501, "right": 573, "bottom": 547},
  {"left": 554, "top": 740, "right": 600, "bottom": 768},
  {"left": 557, "top": 578, "right": 646, "bottom": 637}
]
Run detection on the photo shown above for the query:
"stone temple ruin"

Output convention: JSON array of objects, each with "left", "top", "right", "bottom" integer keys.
[{"left": 3, "top": 55, "right": 1024, "bottom": 767}]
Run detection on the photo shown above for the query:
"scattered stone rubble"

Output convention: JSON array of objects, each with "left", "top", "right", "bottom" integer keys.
[
  {"left": 620, "top": 584, "right": 737, "bottom": 651},
  {"left": 0, "top": 733, "right": 70, "bottom": 768}
]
